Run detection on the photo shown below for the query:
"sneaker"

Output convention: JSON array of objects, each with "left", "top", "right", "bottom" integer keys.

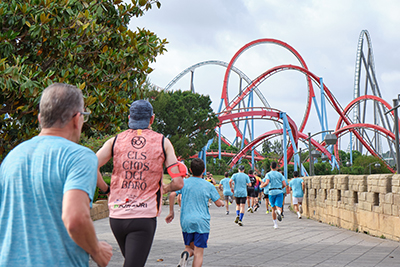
[
  {"left": 299, "top": 205, "right": 303, "bottom": 214},
  {"left": 177, "top": 251, "right": 189, "bottom": 267},
  {"left": 266, "top": 210, "right": 269, "bottom": 214},
  {"left": 281, "top": 211, "right": 284, "bottom": 218},
  {"left": 247, "top": 207, "right": 251, "bottom": 212},
  {"left": 298, "top": 214, "right": 302, "bottom": 219},
  {"left": 229, "top": 196, "right": 233, "bottom": 204},
  {"left": 250, "top": 207, "right": 254, "bottom": 213},
  {"left": 234, "top": 215, "right": 239, "bottom": 223},
  {"left": 274, "top": 224, "right": 278, "bottom": 229},
  {"left": 238, "top": 220, "right": 243, "bottom": 226},
  {"left": 254, "top": 204, "right": 259, "bottom": 212},
  {"left": 226, "top": 211, "right": 229, "bottom": 215},
  {"left": 275, "top": 210, "right": 282, "bottom": 221}
]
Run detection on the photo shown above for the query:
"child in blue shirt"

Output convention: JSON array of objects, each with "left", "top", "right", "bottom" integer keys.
[
  {"left": 218, "top": 172, "right": 233, "bottom": 215},
  {"left": 166, "top": 158, "right": 224, "bottom": 267},
  {"left": 289, "top": 171, "right": 305, "bottom": 219}
]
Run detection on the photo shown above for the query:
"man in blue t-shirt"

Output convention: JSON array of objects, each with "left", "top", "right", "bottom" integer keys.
[
  {"left": 261, "top": 161, "right": 287, "bottom": 229},
  {"left": 218, "top": 172, "right": 233, "bottom": 215},
  {"left": 229, "top": 165, "right": 251, "bottom": 226},
  {"left": 166, "top": 158, "right": 223, "bottom": 267},
  {"left": 289, "top": 171, "right": 305, "bottom": 219},
  {"left": 0, "top": 83, "right": 112, "bottom": 267}
]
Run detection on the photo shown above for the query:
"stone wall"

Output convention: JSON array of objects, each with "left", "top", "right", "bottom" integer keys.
[
  {"left": 90, "top": 199, "right": 109, "bottom": 221},
  {"left": 302, "top": 174, "right": 400, "bottom": 241}
]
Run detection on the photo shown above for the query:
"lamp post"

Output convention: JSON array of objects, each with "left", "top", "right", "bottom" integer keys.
[
  {"left": 307, "top": 130, "right": 338, "bottom": 176},
  {"left": 367, "top": 162, "right": 381, "bottom": 174}
]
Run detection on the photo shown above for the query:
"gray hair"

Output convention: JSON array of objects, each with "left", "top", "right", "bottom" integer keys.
[{"left": 39, "top": 83, "right": 84, "bottom": 128}]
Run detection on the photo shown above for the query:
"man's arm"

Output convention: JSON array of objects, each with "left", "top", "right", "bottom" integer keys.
[
  {"left": 302, "top": 181, "right": 305, "bottom": 191},
  {"left": 165, "top": 192, "right": 177, "bottom": 223},
  {"left": 218, "top": 183, "right": 223, "bottom": 191},
  {"left": 214, "top": 199, "right": 224, "bottom": 207},
  {"left": 163, "top": 138, "right": 184, "bottom": 193},
  {"left": 62, "top": 189, "right": 112, "bottom": 267},
  {"left": 96, "top": 137, "right": 115, "bottom": 192}
]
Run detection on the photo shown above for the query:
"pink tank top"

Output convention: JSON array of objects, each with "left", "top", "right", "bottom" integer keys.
[{"left": 109, "top": 129, "right": 165, "bottom": 219}]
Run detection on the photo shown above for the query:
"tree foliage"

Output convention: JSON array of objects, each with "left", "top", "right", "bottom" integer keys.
[
  {"left": 148, "top": 90, "right": 219, "bottom": 159},
  {"left": 0, "top": 0, "right": 167, "bottom": 160}
]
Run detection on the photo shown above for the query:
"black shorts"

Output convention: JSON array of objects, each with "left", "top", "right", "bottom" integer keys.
[
  {"left": 235, "top": 197, "right": 247, "bottom": 204},
  {"left": 247, "top": 187, "right": 257, "bottom": 198},
  {"left": 263, "top": 193, "right": 269, "bottom": 200}
]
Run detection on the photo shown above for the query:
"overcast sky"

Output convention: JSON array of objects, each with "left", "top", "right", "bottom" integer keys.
[{"left": 131, "top": 0, "right": 400, "bottom": 152}]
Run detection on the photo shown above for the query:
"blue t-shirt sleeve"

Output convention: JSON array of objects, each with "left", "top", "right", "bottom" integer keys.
[
  {"left": 176, "top": 189, "right": 182, "bottom": 195},
  {"left": 210, "top": 184, "right": 220, "bottom": 202},
  {"left": 63, "top": 147, "right": 98, "bottom": 203},
  {"left": 246, "top": 175, "right": 250, "bottom": 183}
]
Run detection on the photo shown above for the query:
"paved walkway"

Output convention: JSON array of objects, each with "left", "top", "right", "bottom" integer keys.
[{"left": 90, "top": 203, "right": 400, "bottom": 267}]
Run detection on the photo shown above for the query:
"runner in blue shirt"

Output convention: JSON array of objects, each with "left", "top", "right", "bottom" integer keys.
[
  {"left": 261, "top": 161, "right": 287, "bottom": 229},
  {"left": 218, "top": 172, "right": 233, "bottom": 215},
  {"left": 289, "top": 171, "right": 305, "bottom": 219},
  {"left": 261, "top": 175, "right": 271, "bottom": 214},
  {"left": 166, "top": 158, "right": 224, "bottom": 267},
  {"left": 229, "top": 165, "right": 251, "bottom": 226}
]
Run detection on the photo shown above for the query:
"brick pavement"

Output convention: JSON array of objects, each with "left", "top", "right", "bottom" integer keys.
[{"left": 90, "top": 203, "right": 400, "bottom": 267}]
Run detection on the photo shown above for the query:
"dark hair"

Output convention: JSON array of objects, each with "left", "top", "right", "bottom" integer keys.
[
  {"left": 293, "top": 171, "right": 299, "bottom": 177},
  {"left": 248, "top": 169, "right": 253, "bottom": 174},
  {"left": 271, "top": 161, "right": 277, "bottom": 169},
  {"left": 190, "top": 158, "right": 205, "bottom": 176},
  {"left": 224, "top": 172, "right": 229, "bottom": 177}
]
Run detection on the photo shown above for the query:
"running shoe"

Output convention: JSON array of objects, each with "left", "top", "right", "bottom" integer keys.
[
  {"left": 247, "top": 207, "right": 252, "bottom": 212},
  {"left": 234, "top": 215, "right": 240, "bottom": 223},
  {"left": 250, "top": 207, "right": 254, "bottom": 213},
  {"left": 226, "top": 211, "right": 229, "bottom": 215},
  {"left": 274, "top": 224, "right": 278, "bottom": 229},
  {"left": 299, "top": 204, "right": 303, "bottom": 214},
  {"left": 238, "top": 220, "right": 243, "bottom": 226},
  {"left": 177, "top": 251, "right": 189, "bottom": 267},
  {"left": 254, "top": 204, "right": 259, "bottom": 212},
  {"left": 298, "top": 214, "right": 302, "bottom": 219},
  {"left": 275, "top": 210, "right": 282, "bottom": 221},
  {"left": 265, "top": 210, "right": 269, "bottom": 214}
]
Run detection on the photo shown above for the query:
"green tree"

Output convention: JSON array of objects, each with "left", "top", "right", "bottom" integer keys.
[
  {"left": 149, "top": 90, "right": 219, "bottom": 159},
  {"left": 0, "top": 0, "right": 167, "bottom": 161}
]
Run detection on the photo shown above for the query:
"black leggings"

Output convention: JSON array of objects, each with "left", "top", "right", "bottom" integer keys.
[{"left": 110, "top": 217, "right": 157, "bottom": 267}]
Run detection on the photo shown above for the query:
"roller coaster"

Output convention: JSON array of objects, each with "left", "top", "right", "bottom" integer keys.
[{"left": 161, "top": 30, "right": 399, "bottom": 176}]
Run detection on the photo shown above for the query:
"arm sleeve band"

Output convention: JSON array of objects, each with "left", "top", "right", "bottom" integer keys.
[{"left": 167, "top": 162, "right": 187, "bottom": 178}]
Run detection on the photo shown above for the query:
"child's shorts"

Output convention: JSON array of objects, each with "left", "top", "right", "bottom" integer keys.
[
  {"left": 182, "top": 232, "right": 209, "bottom": 248},
  {"left": 292, "top": 197, "right": 303, "bottom": 205}
]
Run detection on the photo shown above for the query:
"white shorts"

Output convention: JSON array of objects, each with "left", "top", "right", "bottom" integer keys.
[{"left": 292, "top": 197, "right": 303, "bottom": 205}]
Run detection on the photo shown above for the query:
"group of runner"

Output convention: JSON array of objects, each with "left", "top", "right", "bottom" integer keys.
[{"left": 218, "top": 162, "right": 305, "bottom": 229}]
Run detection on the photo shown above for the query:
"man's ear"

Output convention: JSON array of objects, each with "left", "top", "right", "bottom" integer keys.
[
  {"left": 72, "top": 112, "right": 80, "bottom": 129},
  {"left": 38, "top": 113, "right": 41, "bottom": 124},
  {"left": 149, "top": 114, "right": 155, "bottom": 125}
]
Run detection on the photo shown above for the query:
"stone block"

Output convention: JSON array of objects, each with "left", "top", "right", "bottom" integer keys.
[
  {"left": 394, "top": 194, "right": 400, "bottom": 205},
  {"left": 392, "top": 205, "right": 399, "bottom": 216},
  {"left": 348, "top": 175, "right": 367, "bottom": 192},
  {"left": 334, "top": 175, "right": 348, "bottom": 190},
  {"left": 321, "top": 175, "right": 334, "bottom": 189},
  {"left": 373, "top": 205, "right": 382, "bottom": 214},
  {"left": 384, "top": 193, "right": 393, "bottom": 204},
  {"left": 383, "top": 203, "right": 392, "bottom": 215},
  {"left": 366, "top": 192, "right": 375, "bottom": 203},
  {"left": 359, "top": 192, "right": 367, "bottom": 201}
]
